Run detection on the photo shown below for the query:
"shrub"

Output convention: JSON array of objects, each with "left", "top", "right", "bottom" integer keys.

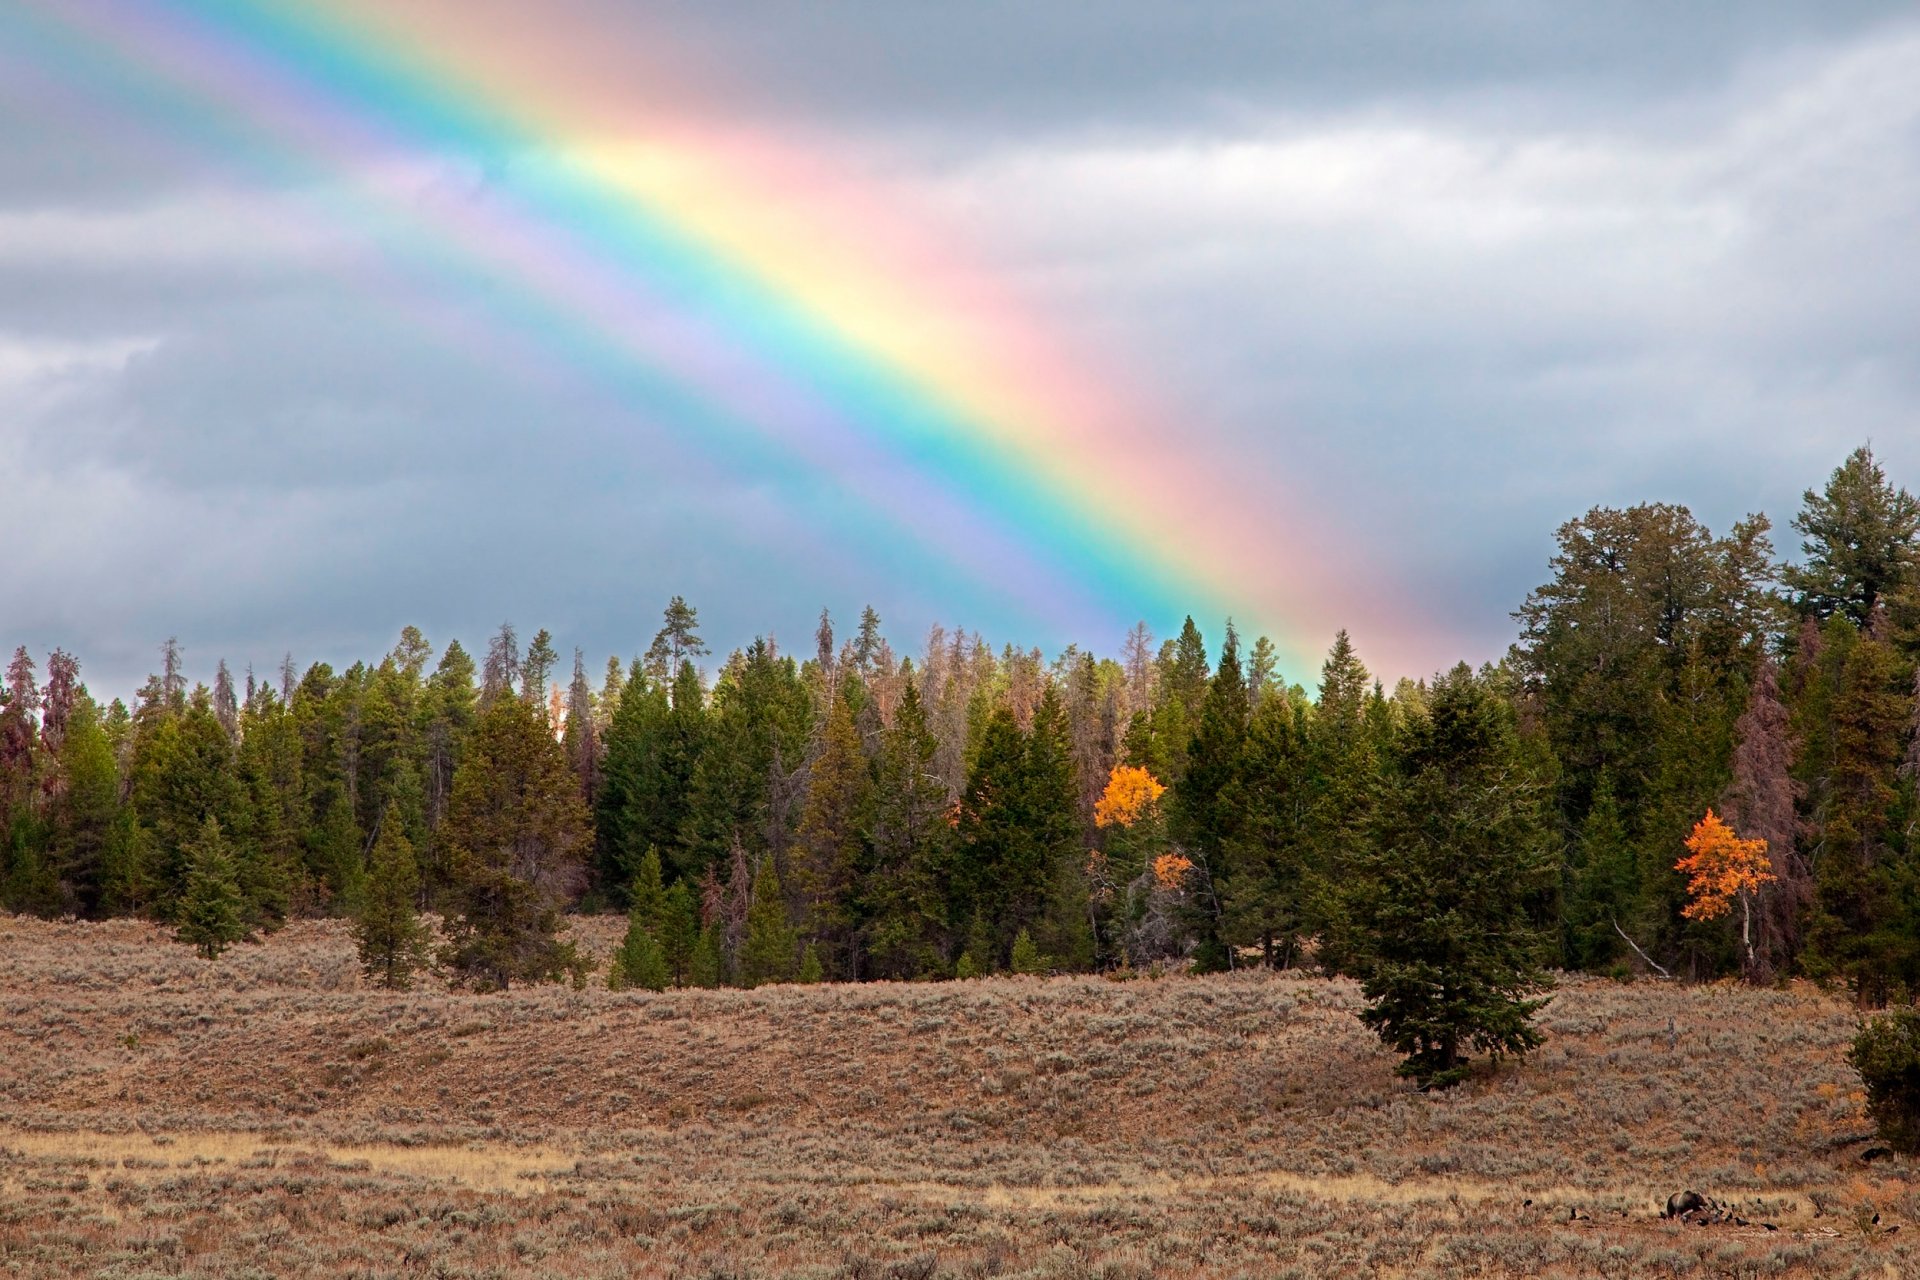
[{"left": 1849, "top": 1008, "right": 1920, "bottom": 1154}]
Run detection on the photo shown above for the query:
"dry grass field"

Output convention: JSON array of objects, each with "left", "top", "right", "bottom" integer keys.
[{"left": 2, "top": 914, "right": 1914, "bottom": 1278}]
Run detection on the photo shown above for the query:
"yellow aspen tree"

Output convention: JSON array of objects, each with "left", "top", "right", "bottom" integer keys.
[{"left": 1676, "top": 809, "right": 1776, "bottom": 969}]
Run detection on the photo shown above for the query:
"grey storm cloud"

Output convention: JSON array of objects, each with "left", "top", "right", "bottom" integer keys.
[{"left": 2, "top": 2, "right": 1919, "bottom": 695}]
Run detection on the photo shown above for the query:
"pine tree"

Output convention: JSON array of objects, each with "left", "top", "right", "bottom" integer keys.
[
  {"left": 1783, "top": 445, "right": 1920, "bottom": 627},
  {"left": 1805, "top": 627, "right": 1913, "bottom": 1004},
  {"left": 1561, "top": 770, "right": 1636, "bottom": 970},
  {"left": 644, "top": 596, "right": 709, "bottom": 680},
  {"left": 354, "top": 804, "right": 429, "bottom": 989},
  {"left": 609, "top": 918, "right": 670, "bottom": 992},
  {"left": 689, "top": 921, "right": 724, "bottom": 988},
  {"left": 175, "top": 816, "right": 250, "bottom": 960},
  {"left": 793, "top": 692, "right": 870, "bottom": 976},
  {"left": 864, "top": 682, "right": 953, "bottom": 979},
  {"left": 1175, "top": 623, "right": 1249, "bottom": 971},
  {"left": 522, "top": 629, "right": 558, "bottom": 707},
  {"left": 1219, "top": 692, "right": 1314, "bottom": 967},
  {"left": 660, "top": 879, "right": 700, "bottom": 985},
  {"left": 562, "top": 649, "right": 598, "bottom": 804},
  {"left": 1340, "top": 666, "right": 1556, "bottom": 1089},
  {"left": 738, "top": 860, "right": 797, "bottom": 987},
  {"left": 439, "top": 695, "right": 591, "bottom": 990},
  {"left": 1010, "top": 928, "right": 1047, "bottom": 975}
]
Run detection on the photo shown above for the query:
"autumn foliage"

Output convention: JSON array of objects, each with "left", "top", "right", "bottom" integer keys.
[
  {"left": 1151, "top": 853, "right": 1194, "bottom": 890},
  {"left": 1093, "top": 765, "right": 1166, "bottom": 829},
  {"left": 1676, "top": 809, "right": 1775, "bottom": 922}
]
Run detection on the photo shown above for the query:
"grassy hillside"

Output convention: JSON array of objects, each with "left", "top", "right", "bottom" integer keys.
[{"left": 1, "top": 915, "right": 1913, "bottom": 1277}]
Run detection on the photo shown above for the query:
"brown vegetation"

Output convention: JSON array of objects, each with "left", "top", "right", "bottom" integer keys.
[{"left": 1, "top": 914, "right": 1914, "bottom": 1277}]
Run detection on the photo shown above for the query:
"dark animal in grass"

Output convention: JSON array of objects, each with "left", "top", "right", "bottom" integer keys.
[{"left": 1661, "top": 1192, "right": 1771, "bottom": 1229}]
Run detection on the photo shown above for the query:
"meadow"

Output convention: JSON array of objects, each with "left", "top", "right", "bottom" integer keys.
[{"left": 1, "top": 914, "right": 1912, "bottom": 1278}]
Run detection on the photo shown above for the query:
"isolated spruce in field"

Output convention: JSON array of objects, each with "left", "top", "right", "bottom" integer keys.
[
  {"left": 1340, "top": 664, "right": 1556, "bottom": 1090},
  {"left": 175, "top": 815, "right": 250, "bottom": 960},
  {"left": 353, "top": 804, "right": 429, "bottom": 990}
]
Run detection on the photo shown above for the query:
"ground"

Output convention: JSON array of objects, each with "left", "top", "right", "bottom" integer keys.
[{"left": 1, "top": 915, "right": 1913, "bottom": 1278}]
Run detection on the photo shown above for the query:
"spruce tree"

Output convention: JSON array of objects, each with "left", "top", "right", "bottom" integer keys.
[
  {"left": 439, "top": 695, "right": 591, "bottom": 990},
  {"left": 660, "top": 879, "right": 700, "bottom": 985},
  {"left": 1010, "top": 928, "right": 1047, "bottom": 975},
  {"left": 739, "top": 860, "right": 797, "bottom": 987},
  {"left": 1175, "top": 624, "right": 1249, "bottom": 970},
  {"left": 1783, "top": 445, "right": 1920, "bottom": 627},
  {"left": 610, "top": 919, "right": 670, "bottom": 992},
  {"left": 175, "top": 816, "right": 250, "bottom": 960},
  {"left": 354, "top": 804, "right": 429, "bottom": 989},
  {"left": 1340, "top": 666, "right": 1556, "bottom": 1088},
  {"left": 1805, "top": 628, "right": 1913, "bottom": 1003},
  {"left": 865, "top": 682, "right": 952, "bottom": 979},
  {"left": 1219, "top": 692, "right": 1314, "bottom": 967},
  {"left": 794, "top": 693, "right": 871, "bottom": 976}
]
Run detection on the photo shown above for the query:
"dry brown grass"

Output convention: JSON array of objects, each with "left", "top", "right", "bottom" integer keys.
[{"left": 1, "top": 913, "right": 1913, "bottom": 1277}]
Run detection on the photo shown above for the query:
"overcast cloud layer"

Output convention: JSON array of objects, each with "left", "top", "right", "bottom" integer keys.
[{"left": 3, "top": 2, "right": 1918, "bottom": 694}]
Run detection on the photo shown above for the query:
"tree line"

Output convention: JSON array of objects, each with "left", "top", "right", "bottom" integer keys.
[{"left": 3, "top": 447, "right": 1918, "bottom": 1042}]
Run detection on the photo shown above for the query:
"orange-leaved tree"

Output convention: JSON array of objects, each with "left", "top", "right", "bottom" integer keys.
[
  {"left": 1094, "top": 764, "right": 1166, "bottom": 829},
  {"left": 1676, "top": 809, "right": 1776, "bottom": 970}
]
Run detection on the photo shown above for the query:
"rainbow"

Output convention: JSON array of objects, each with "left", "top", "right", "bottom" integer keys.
[{"left": 10, "top": 0, "right": 1373, "bottom": 677}]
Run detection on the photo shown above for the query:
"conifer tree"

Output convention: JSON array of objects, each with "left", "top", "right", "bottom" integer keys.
[
  {"left": 1805, "top": 628, "right": 1913, "bottom": 1003},
  {"left": 793, "top": 693, "right": 870, "bottom": 975},
  {"left": 1175, "top": 624, "right": 1249, "bottom": 970},
  {"left": 354, "top": 804, "right": 429, "bottom": 989},
  {"left": 1340, "top": 666, "right": 1555, "bottom": 1088},
  {"left": 864, "top": 682, "right": 953, "bottom": 979},
  {"left": 739, "top": 860, "right": 798, "bottom": 987},
  {"left": 609, "top": 917, "right": 670, "bottom": 992},
  {"left": 439, "top": 695, "right": 590, "bottom": 990},
  {"left": 689, "top": 921, "right": 724, "bottom": 988},
  {"left": 1783, "top": 445, "right": 1920, "bottom": 626},
  {"left": 644, "top": 596, "right": 709, "bottom": 680},
  {"left": 175, "top": 816, "right": 250, "bottom": 960},
  {"left": 563, "top": 649, "right": 598, "bottom": 804},
  {"left": 660, "top": 879, "right": 700, "bottom": 984},
  {"left": 1219, "top": 692, "right": 1314, "bottom": 967},
  {"left": 1010, "top": 928, "right": 1046, "bottom": 975},
  {"left": 522, "top": 629, "right": 558, "bottom": 707}
]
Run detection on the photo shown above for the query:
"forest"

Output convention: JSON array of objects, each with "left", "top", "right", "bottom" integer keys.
[{"left": 3, "top": 445, "right": 1918, "bottom": 1012}]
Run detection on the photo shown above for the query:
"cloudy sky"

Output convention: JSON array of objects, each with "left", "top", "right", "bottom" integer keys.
[{"left": 4, "top": 1, "right": 1918, "bottom": 696}]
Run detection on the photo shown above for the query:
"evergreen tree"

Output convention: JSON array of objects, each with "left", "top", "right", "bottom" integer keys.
[
  {"left": 562, "top": 649, "right": 598, "bottom": 804},
  {"left": 1805, "top": 627, "right": 1914, "bottom": 1003},
  {"left": 864, "top": 682, "right": 953, "bottom": 979},
  {"left": 522, "top": 629, "right": 558, "bottom": 707},
  {"left": 739, "top": 860, "right": 798, "bottom": 987},
  {"left": 1010, "top": 928, "right": 1047, "bottom": 975},
  {"left": 1783, "top": 445, "right": 1920, "bottom": 627},
  {"left": 354, "top": 804, "right": 429, "bottom": 989},
  {"left": 660, "top": 879, "right": 700, "bottom": 985},
  {"left": 1174, "top": 623, "right": 1249, "bottom": 971},
  {"left": 175, "top": 816, "right": 250, "bottom": 960},
  {"left": 439, "top": 695, "right": 591, "bottom": 990},
  {"left": 609, "top": 917, "right": 670, "bottom": 992},
  {"left": 793, "top": 692, "right": 871, "bottom": 976},
  {"left": 1340, "top": 666, "right": 1556, "bottom": 1089},
  {"left": 644, "top": 596, "right": 709, "bottom": 680},
  {"left": 1561, "top": 770, "right": 1636, "bottom": 969},
  {"left": 689, "top": 921, "right": 724, "bottom": 988},
  {"left": 1219, "top": 692, "right": 1314, "bottom": 967}
]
